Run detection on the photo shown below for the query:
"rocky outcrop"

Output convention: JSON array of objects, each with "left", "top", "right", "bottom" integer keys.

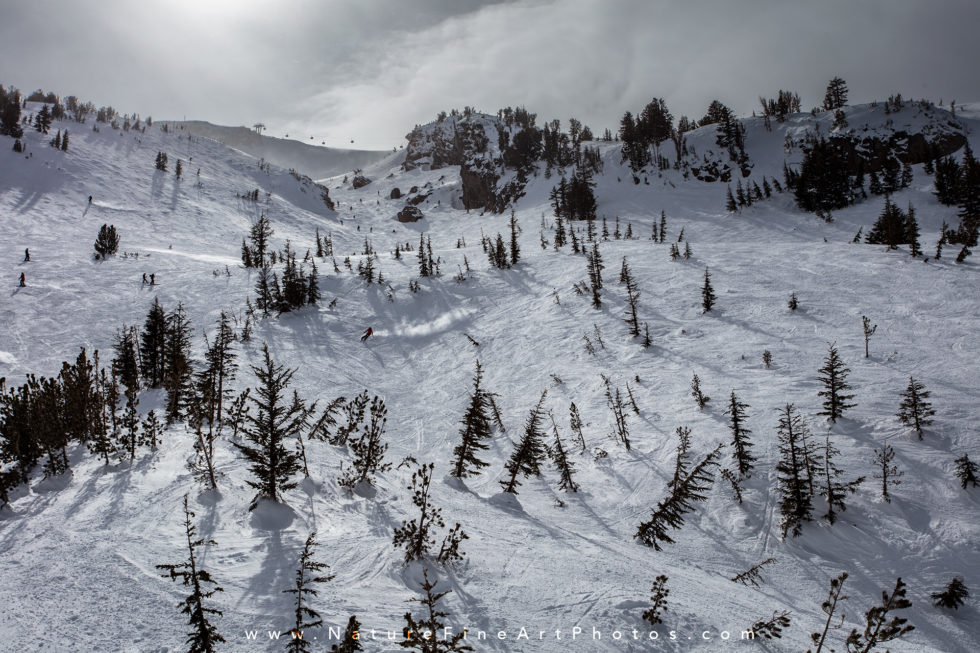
[
  {"left": 460, "top": 166, "right": 499, "bottom": 211},
  {"left": 397, "top": 205, "right": 424, "bottom": 222},
  {"left": 352, "top": 175, "right": 371, "bottom": 189},
  {"left": 837, "top": 131, "right": 966, "bottom": 174},
  {"left": 389, "top": 187, "right": 401, "bottom": 199}
]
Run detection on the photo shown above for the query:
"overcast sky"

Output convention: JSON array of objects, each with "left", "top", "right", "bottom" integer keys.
[{"left": 1, "top": 0, "right": 978, "bottom": 150}]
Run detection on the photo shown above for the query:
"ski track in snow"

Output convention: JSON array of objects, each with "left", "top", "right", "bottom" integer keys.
[{"left": 1, "top": 102, "right": 979, "bottom": 652}]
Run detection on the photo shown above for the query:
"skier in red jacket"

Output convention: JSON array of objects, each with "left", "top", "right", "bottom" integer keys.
[{"left": 360, "top": 327, "right": 373, "bottom": 342}]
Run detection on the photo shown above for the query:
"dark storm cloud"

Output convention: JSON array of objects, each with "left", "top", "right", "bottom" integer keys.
[{"left": 1, "top": 0, "right": 977, "bottom": 149}]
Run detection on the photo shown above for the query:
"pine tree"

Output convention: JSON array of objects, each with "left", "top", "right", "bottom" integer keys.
[
  {"left": 509, "top": 209, "right": 520, "bottom": 265},
  {"left": 845, "top": 578, "right": 914, "bottom": 652},
  {"left": 635, "top": 444, "right": 722, "bottom": 550},
  {"left": 155, "top": 151, "right": 169, "bottom": 171},
  {"left": 249, "top": 214, "right": 274, "bottom": 267},
  {"left": 777, "top": 404, "right": 814, "bottom": 537},
  {"left": 690, "top": 373, "right": 710, "bottom": 409},
  {"left": 141, "top": 409, "right": 163, "bottom": 450},
  {"left": 133, "top": 301, "right": 164, "bottom": 383},
  {"left": 175, "top": 159, "right": 183, "bottom": 179},
  {"left": 569, "top": 402, "right": 586, "bottom": 453},
  {"left": 725, "top": 391, "right": 755, "bottom": 477},
  {"left": 931, "top": 577, "right": 969, "bottom": 609},
  {"left": 554, "top": 214, "right": 566, "bottom": 249},
  {"left": 163, "top": 303, "right": 195, "bottom": 423},
  {"left": 233, "top": 343, "right": 305, "bottom": 508},
  {"left": 340, "top": 395, "right": 391, "bottom": 488},
  {"left": 548, "top": 413, "right": 578, "bottom": 492},
  {"left": 450, "top": 360, "right": 494, "bottom": 479},
  {"left": 872, "top": 444, "right": 902, "bottom": 503},
  {"left": 500, "top": 390, "right": 549, "bottom": 494},
  {"left": 61, "top": 129, "right": 69, "bottom": 152},
  {"left": 94, "top": 223, "right": 120, "bottom": 258},
  {"left": 669, "top": 426, "right": 692, "bottom": 492},
  {"left": 701, "top": 267, "right": 716, "bottom": 312},
  {"left": 808, "top": 572, "right": 849, "bottom": 653},
  {"left": 400, "top": 570, "right": 473, "bottom": 652},
  {"left": 196, "top": 312, "right": 237, "bottom": 440},
  {"left": 642, "top": 576, "right": 669, "bottom": 625},
  {"left": 865, "top": 196, "right": 906, "bottom": 249},
  {"left": 954, "top": 454, "right": 979, "bottom": 488},
  {"left": 726, "top": 185, "right": 737, "bottom": 212},
  {"left": 330, "top": 616, "right": 363, "bottom": 652},
  {"left": 659, "top": 211, "right": 666, "bottom": 242},
  {"left": 906, "top": 204, "right": 922, "bottom": 256},
  {"left": 895, "top": 377, "right": 934, "bottom": 439},
  {"left": 156, "top": 496, "right": 225, "bottom": 653},
  {"left": 284, "top": 533, "right": 334, "bottom": 652},
  {"left": 393, "top": 462, "right": 468, "bottom": 564},
  {"left": 823, "top": 77, "right": 849, "bottom": 110},
  {"left": 817, "top": 344, "right": 855, "bottom": 422},
  {"left": 751, "top": 611, "right": 792, "bottom": 640},
  {"left": 821, "top": 433, "right": 864, "bottom": 524},
  {"left": 621, "top": 258, "right": 640, "bottom": 337}
]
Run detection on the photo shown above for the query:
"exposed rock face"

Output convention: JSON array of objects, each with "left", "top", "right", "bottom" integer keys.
[
  {"left": 352, "top": 175, "right": 371, "bottom": 189},
  {"left": 834, "top": 131, "right": 965, "bottom": 174},
  {"left": 389, "top": 187, "right": 401, "bottom": 199},
  {"left": 460, "top": 166, "right": 499, "bottom": 211},
  {"left": 397, "top": 205, "right": 424, "bottom": 222},
  {"left": 402, "top": 112, "right": 522, "bottom": 212},
  {"left": 409, "top": 192, "right": 431, "bottom": 206}
]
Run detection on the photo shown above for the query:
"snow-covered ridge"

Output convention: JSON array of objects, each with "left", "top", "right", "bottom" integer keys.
[{"left": 176, "top": 120, "right": 390, "bottom": 181}]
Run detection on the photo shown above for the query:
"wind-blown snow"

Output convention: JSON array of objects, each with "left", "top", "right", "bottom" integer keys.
[{"left": 1, "top": 102, "right": 978, "bottom": 652}]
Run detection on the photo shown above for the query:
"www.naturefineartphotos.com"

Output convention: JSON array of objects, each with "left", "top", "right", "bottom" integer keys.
[{"left": 1, "top": 1, "right": 978, "bottom": 651}]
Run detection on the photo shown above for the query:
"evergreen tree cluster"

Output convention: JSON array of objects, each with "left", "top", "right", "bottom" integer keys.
[
  {"left": 619, "top": 98, "right": 674, "bottom": 173},
  {"left": 865, "top": 197, "right": 920, "bottom": 252},
  {"left": 0, "top": 85, "right": 24, "bottom": 138},
  {"left": 549, "top": 171, "right": 596, "bottom": 223}
]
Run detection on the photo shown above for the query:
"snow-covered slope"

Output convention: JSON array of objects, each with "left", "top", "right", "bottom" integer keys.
[
  {"left": 176, "top": 120, "right": 390, "bottom": 181},
  {"left": 1, "top": 101, "right": 979, "bottom": 653}
]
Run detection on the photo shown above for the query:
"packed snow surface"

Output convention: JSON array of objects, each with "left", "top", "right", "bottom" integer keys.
[{"left": 1, "top": 104, "right": 978, "bottom": 652}]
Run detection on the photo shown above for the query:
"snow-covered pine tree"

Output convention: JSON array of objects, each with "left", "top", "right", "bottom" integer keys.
[
  {"left": 500, "top": 390, "right": 549, "bottom": 494},
  {"left": 690, "top": 373, "right": 710, "bottom": 409},
  {"left": 725, "top": 390, "right": 755, "bottom": 477},
  {"left": 548, "top": 413, "right": 578, "bottom": 492},
  {"left": 861, "top": 316, "right": 877, "bottom": 359},
  {"left": 821, "top": 433, "right": 864, "bottom": 524},
  {"left": 931, "top": 577, "right": 968, "bottom": 610},
  {"left": 954, "top": 454, "right": 978, "bottom": 488},
  {"left": 897, "top": 377, "right": 935, "bottom": 439},
  {"left": 817, "top": 344, "right": 855, "bottom": 422},
  {"left": 872, "top": 444, "right": 902, "bottom": 503},
  {"left": 621, "top": 259, "right": 640, "bottom": 337},
  {"left": 845, "top": 577, "right": 914, "bottom": 652},
  {"left": 642, "top": 575, "right": 669, "bottom": 625},
  {"left": 636, "top": 443, "right": 722, "bottom": 550},
  {"left": 233, "top": 343, "right": 305, "bottom": 508},
  {"left": 400, "top": 570, "right": 473, "bottom": 652},
  {"left": 156, "top": 495, "right": 224, "bottom": 653},
  {"left": 777, "top": 403, "right": 815, "bottom": 537},
  {"left": 392, "top": 462, "right": 468, "bottom": 565},
  {"left": 450, "top": 360, "right": 494, "bottom": 479},
  {"left": 339, "top": 395, "right": 391, "bottom": 488},
  {"left": 283, "top": 532, "right": 334, "bottom": 652},
  {"left": 701, "top": 267, "right": 716, "bottom": 312},
  {"left": 659, "top": 210, "right": 667, "bottom": 242}
]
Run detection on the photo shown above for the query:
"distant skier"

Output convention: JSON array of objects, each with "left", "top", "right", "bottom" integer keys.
[
  {"left": 142, "top": 273, "right": 148, "bottom": 284},
  {"left": 19, "top": 272, "right": 25, "bottom": 287},
  {"left": 360, "top": 327, "right": 373, "bottom": 342},
  {"left": 88, "top": 195, "right": 93, "bottom": 204},
  {"left": 150, "top": 273, "right": 155, "bottom": 286},
  {"left": 24, "top": 248, "right": 29, "bottom": 262}
]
